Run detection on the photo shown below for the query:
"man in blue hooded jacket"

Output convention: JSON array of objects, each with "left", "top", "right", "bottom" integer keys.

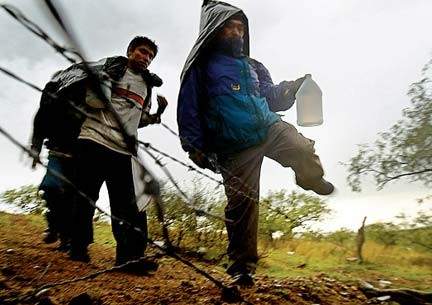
[{"left": 178, "top": 1, "right": 334, "bottom": 286}]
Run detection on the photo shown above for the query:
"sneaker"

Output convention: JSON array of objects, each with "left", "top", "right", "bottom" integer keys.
[
  {"left": 310, "top": 179, "right": 335, "bottom": 196},
  {"left": 115, "top": 259, "right": 159, "bottom": 275},
  {"left": 69, "top": 248, "right": 90, "bottom": 263},
  {"left": 42, "top": 231, "right": 58, "bottom": 244},
  {"left": 231, "top": 273, "right": 254, "bottom": 287}
]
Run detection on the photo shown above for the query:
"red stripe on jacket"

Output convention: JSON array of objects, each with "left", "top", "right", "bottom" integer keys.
[{"left": 113, "top": 87, "right": 145, "bottom": 106}]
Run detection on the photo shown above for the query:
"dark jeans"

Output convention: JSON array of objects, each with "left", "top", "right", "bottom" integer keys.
[
  {"left": 40, "top": 154, "right": 75, "bottom": 241},
  {"left": 71, "top": 140, "right": 147, "bottom": 264},
  {"left": 219, "top": 121, "right": 325, "bottom": 275}
]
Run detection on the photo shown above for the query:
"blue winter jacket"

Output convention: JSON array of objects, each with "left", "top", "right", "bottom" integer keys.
[{"left": 177, "top": 52, "right": 295, "bottom": 154}]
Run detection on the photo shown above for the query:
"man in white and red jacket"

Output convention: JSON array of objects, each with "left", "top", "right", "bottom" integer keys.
[{"left": 32, "top": 36, "right": 167, "bottom": 274}]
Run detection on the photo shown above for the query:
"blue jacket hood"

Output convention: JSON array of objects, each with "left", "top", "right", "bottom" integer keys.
[{"left": 180, "top": 0, "right": 250, "bottom": 83}]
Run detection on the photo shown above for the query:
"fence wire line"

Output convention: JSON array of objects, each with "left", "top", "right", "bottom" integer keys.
[
  {"left": 0, "top": 43, "right": 170, "bottom": 261},
  {"left": 159, "top": 123, "right": 310, "bottom": 213},
  {"left": 0, "top": 2, "right": 302, "bottom": 299},
  {"left": 139, "top": 144, "right": 228, "bottom": 222},
  {"left": 1, "top": 2, "right": 300, "bottom": 222},
  {"left": 1, "top": 2, "right": 267, "bottom": 206},
  {"left": 1, "top": 4, "right": 78, "bottom": 63},
  {"left": 0, "top": 2, "right": 234, "bottom": 222},
  {"left": 0, "top": 123, "right": 233, "bottom": 299},
  {"left": 0, "top": 1, "right": 240, "bottom": 298},
  {"left": 0, "top": 65, "right": 226, "bottom": 223}
]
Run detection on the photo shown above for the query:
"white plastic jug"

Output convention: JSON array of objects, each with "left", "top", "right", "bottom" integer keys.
[{"left": 295, "top": 74, "right": 323, "bottom": 127}]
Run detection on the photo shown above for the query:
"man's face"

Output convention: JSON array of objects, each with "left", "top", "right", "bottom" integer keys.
[
  {"left": 216, "top": 18, "right": 245, "bottom": 42},
  {"left": 127, "top": 44, "right": 155, "bottom": 72}
]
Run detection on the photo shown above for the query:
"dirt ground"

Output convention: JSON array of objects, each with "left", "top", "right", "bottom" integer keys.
[{"left": 0, "top": 213, "right": 393, "bottom": 305}]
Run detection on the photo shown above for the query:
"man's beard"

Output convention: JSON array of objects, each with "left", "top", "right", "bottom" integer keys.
[{"left": 217, "top": 37, "right": 244, "bottom": 57}]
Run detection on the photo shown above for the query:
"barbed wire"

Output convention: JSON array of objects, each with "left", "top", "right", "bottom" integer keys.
[
  {"left": 158, "top": 122, "right": 317, "bottom": 212},
  {"left": 142, "top": 141, "right": 225, "bottom": 187},
  {"left": 0, "top": 64, "right": 227, "bottom": 222},
  {"left": 160, "top": 122, "right": 263, "bottom": 200},
  {"left": 0, "top": 4, "right": 301, "bottom": 217},
  {"left": 0, "top": 65, "right": 238, "bottom": 283},
  {"left": 0, "top": 2, "right": 244, "bottom": 300},
  {"left": 0, "top": 122, "right": 243, "bottom": 303},
  {"left": 139, "top": 144, "right": 229, "bottom": 222},
  {"left": 0, "top": 2, "right": 313, "bottom": 301},
  {"left": 1, "top": 3, "right": 265, "bottom": 207},
  {"left": 1, "top": 0, "right": 309, "bottom": 235},
  {"left": 1, "top": 4, "right": 78, "bottom": 64},
  {"left": 0, "top": 60, "right": 251, "bottom": 225},
  {"left": 0, "top": 1, "right": 254, "bottom": 218}
]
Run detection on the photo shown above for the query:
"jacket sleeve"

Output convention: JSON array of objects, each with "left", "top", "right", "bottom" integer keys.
[
  {"left": 31, "top": 106, "right": 47, "bottom": 153},
  {"left": 177, "top": 66, "right": 205, "bottom": 153},
  {"left": 30, "top": 84, "right": 54, "bottom": 153},
  {"left": 252, "top": 59, "right": 296, "bottom": 112}
]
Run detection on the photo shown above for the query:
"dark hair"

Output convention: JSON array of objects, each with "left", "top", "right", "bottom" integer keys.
[{"left": 127, "top": 36, "right": 158, "bottom": 57}]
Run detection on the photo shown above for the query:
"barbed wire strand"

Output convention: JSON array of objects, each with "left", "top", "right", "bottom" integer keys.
[
  {"left": 1, "top": 1, "right": 303, "bottom": 297},
  {"left": 142, "top": 141, "right": 224, "bottom": 186},
  {"left": 0, "top": 66, "right": 239, "bottom": 293},
  {"left": 0, "top": 65, "right": 228, "bottom": 222},
  {"left": 0, "top": 1, "right": 296, "bottom": 233},
  {"left": 4, "top": 0, "right": 235, "bottom": 220},
  {"left": 0, "top": 123, "right": 242, "bottom": 303},
  {"left": 139, "top": 144, "right": 228, "bottom": 222},
  {"left": 159, "top": 123, "right": 310, "bottom": 212},
  {"left": 1, "top": 4, "right": 78, "bottom": 63},
  {"left": 0, "top": 3, "right": 263, "bottom": 208},
  {"left": 0, "top": 2, "right": 243, "bottom": 300},
  {"left": 0, "top": 56, "right": 290, "bottom": 229}
]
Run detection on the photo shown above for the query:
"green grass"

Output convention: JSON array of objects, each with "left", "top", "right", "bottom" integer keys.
[
  {"left": 93, "top": 221, "right": 116, "bottom": 247},
  {"left": 2, "top": 212, "right": 431, "bottom": 290},
  {"left": 258, "top": 239, "right": 432, "bottom": 290}
]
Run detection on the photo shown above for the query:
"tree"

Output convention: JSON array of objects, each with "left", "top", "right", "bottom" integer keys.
[
  {"left": 395, "top": 212, "right": 432, "bottom": 251},
  {"left": 258, "top": 190, "right": 331, "bottom": 242},
  {"left": 1, "top": 184, "right": 46, "bottom": 214},
  {"left": 346, "top": 59, "right": 432, "bottom": 192},
  {"left": 325, "top": 228, "right": 355, "bottom": 247},
  {"left": 366, "top": 222, "right": 402, "bottom": 247},
  {"left": 147, "top": 181, "right": 227, "bottom": 252}
]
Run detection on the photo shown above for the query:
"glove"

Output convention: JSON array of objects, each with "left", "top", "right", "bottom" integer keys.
[
  {"left": 189, "top": 151, "right": 205, "bottom": 168},
  {"left": 29, "top": 143, "right": 42, "bottom": 169},
  {"left": 293, "top": 75, "right": 306, "bottom": 92},
  {"left": 281, "top": 75, "right": 307, "bottom": 97},
  {"left": 188, "top": 151, "right": 219, "bottom": 173},
  {"left": 156, "top": 95, "right": 168, "bottom": 116}
]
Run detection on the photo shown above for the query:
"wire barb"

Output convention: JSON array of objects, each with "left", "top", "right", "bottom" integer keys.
[{"left": 0, "top": 3, "right": 242, "bottom": 300}]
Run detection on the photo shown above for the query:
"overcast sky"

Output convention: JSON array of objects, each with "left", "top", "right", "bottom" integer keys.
[{"left": 0, "top": 0, "right": 431, "bottom": 230}]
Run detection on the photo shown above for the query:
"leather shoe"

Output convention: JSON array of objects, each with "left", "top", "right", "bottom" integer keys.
[
  {"left": 310, "top": 179, "right": 335, "bottom": 195},
  {"left": 69, "top": 248, "right": 90, "bottom": 263}
]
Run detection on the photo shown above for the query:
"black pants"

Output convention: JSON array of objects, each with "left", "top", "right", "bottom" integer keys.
[
  {"left": 71, "top": 140, "right": 147, "bottom": 264},
  {"left": 219, "top": 121, "right": 325, "bottom": 275}
]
